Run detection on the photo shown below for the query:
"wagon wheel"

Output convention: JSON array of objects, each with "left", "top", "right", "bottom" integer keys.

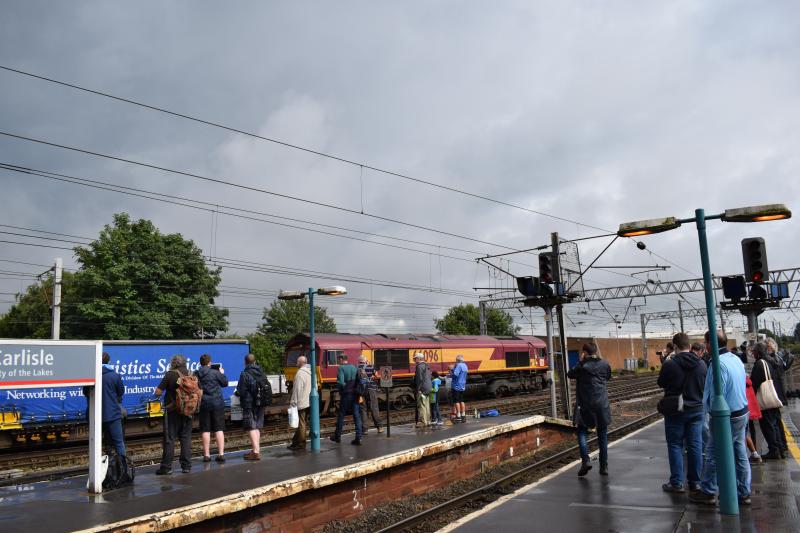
[{"left": 494, "top": 385, "right": 510, "bottom": 398}]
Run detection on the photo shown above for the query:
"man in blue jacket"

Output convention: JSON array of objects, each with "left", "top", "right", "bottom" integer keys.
[
  {"left": 100, "top": 353, "right": 126, "bottom": 462},
  {"left": 690, "top": 330, "right": 751, "bottom": 506}
]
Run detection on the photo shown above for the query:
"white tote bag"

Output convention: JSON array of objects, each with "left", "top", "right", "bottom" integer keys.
[
  {"left": 287, "top": 405, "right": 300, "bottom": 429},
  {"left": 756, "top": 360, "right": 783, "bottom": 410}
]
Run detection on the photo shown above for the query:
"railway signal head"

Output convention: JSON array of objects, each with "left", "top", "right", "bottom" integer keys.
[
  {"left": 516, "top": 276, "right": 541, "bottom": 297},
  {"left": 741, "top": 237, "right": 768, "bottom": 283},
  {"left": 538, "top": 252, "right": 555, "bottom": 284}
]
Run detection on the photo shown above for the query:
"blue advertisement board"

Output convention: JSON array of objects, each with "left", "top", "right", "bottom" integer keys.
[{"left": 0, "top": 340, "right": 249, "bottom": 425}]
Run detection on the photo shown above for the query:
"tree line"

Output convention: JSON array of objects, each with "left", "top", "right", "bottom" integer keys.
[{"left": 0, "top": 214, "right": 522, "bottom": 373}]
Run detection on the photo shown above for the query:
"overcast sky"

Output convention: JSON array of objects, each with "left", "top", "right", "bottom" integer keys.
[{"left": 2, "top": 1, "right": 799, "bottom": 342}]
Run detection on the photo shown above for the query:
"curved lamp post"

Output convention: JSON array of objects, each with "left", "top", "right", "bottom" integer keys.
[
  {"left": 278, "top": 285, "right": 347, "bottom": 453},
  {"left": 618, "top": 203, "right": 790, "bottom": 515}
]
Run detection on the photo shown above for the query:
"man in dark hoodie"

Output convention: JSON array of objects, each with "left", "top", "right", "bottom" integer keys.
[
  {"left": 236, "top": 353, "right": 267, "bottom": 460},
  {"left": 196, "top": 354, "right": 228, "bottom": 463},
  {"left": 658, "top": 332, "right": 707, "bottom": 493},
  {"left": 568, "top": 342, "right": 612, "bottom": 476},
  {"left": 97, "top": 353, "right": 127, "bottom": 463}
]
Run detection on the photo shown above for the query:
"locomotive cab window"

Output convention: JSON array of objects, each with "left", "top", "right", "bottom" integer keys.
[
  {"left": 286, "top": 348, "right": 304, "bottom": 366},
  {"left": 373, "top": 349, "right": 410, "bottom": 370},
  {"left": 505, "top": 351, "right": 531, "bottom": 368},
  {"left": 326, "top": 350, "right": 344, "bottom": 366}
]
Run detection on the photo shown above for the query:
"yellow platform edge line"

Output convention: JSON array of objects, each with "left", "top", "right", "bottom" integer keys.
[{"left": 782, "top": 424, "right": 800, "bottom": 465}]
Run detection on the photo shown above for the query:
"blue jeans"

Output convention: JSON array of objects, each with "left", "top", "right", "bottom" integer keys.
[
  {"left": 335, "top": 392, "right": 363, "bottom": 439},
  {"left": 699, "top": 412, "right": 750, "bottom": 498},
  {"left": 103, "top": 419, "right": 126, "bottom": 457},
  {"left": 431, "top": 401, "right": 441, "bottom": 423},
  {"left": 577, "top": 423, "right": 608, "bottom": 465},
  {"left": 664, "top": 410, "right": 703, "bottom": 488}
]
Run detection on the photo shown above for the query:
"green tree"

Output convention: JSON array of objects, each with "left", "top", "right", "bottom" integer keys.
[
  {"left": 0, "top": 213, "right": 228, "bottom": 340},
  {"left": 0, "top": 272, "right": 76, "bottom": 338},
  {"left": 253, "top": 299, "right": 337, "bottom": 371},
  {"left": 434, "top": 304, "right": 519, "bottom": 336}
]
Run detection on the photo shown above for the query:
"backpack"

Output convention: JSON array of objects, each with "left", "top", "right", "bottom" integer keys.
[
  {"left": 103, "top": 452, "right": 135, "bottom": 490},
  {"left": 174, "top": 374, "right": 203, "bottom": 416},
  {"left": 248, "top": 369, "right": 273, "bottom": 407},
  {"left": 356, "top": 367, "right": 370, "bottom": 397}
]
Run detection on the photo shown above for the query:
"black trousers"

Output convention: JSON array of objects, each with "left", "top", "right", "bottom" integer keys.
[
  {"left": 759, "top": 408, "right": 782, "bottom": 455},
  {"left": 776, "top": 409, "right": 789, "bottom": 451},
  {"left": 161, "top": 411, "right": 193, "bottom": 470}
]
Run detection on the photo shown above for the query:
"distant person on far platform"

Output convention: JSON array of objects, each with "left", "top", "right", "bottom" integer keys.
[
  {"left": 430, "top": 371, "right": 443, "bottom": 425},
  {"left": 450, "top": 354, "right": 469, "bottom": 423},
  {"left": 413, "top": 353, "right": 432, "bottom": 427},
  {"left": 330, "top": 353, "right": 363, "bottom": 445},
  {"left": 236, "top": 353, "right": 270, "bottom": 460},
  {"left": 195, "top": 354, "right": 228, "bottom": 463},
  {"left": 568, "top": 342, "right": 612, "bottom": 477},
  {"left": 288, "top": 356, "right": 311, "bottom": 450}
]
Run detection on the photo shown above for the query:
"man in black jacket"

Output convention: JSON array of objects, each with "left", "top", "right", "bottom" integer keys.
[
  {"left": 658, "top": 332, "right": 707, "bottom": 493},
  {"left": 568, "top": 342, "right": 612, "bottom": 476},
  {"left": 196, "top": 354, "right": 228, "bottom": 463},
  {"left": 154, "top": 354, "right": 193, "bottom": 475},
  {"left": 236, "top": 354, "right": 267, "bottom": 460}
]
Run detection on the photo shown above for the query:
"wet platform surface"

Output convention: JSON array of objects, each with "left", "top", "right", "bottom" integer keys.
[
  {"left": 0, "top": 416, "right": 523, "bottom": 532},
  {"left": 451, "top": 400, "right": 800, "bottom": 533}
]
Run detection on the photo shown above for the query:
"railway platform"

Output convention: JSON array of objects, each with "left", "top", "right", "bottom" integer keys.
[
  {"left": 446, "top": 399, "right": 800, "bottom": 533},
  {"left": 0, "top": 413, "right": 573, "bottom": 532}
]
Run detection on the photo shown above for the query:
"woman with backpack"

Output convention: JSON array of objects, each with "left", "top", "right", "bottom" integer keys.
[{"left": 196, "top": 354, "right": 228, "bottom": 463}]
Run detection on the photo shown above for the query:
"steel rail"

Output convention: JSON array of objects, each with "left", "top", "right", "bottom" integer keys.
[{"left": 376, "top": 411, "right": 661, "bottom": 533}]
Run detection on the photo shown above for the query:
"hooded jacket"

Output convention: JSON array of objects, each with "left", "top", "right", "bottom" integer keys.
[
  {"left": 567, "top": 356, "right": 611, "bottom": 428},
  {"left": 657, "top": 351, "right": 707, "bottom": 412},
  {"left": 101, "top": 366, "right": 125, "bottom": 423},
  {"left": 195, "top": 365, "right": 228, "bottom": 411},
  {"left": 236, "top": 363, "right": 265, "bottom": 410}
]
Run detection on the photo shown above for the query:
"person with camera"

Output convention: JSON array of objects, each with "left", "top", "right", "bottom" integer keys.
[{"left": 195, "top": 354, "right": 228, "bottom": 463}]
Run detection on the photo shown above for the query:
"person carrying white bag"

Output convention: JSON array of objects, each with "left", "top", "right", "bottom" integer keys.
[
  {"left": 287, "top": 356, "right": 312, "bottom": 451},
  {"left": 751, "top": 342, "right": 787, "bottom": 460}
]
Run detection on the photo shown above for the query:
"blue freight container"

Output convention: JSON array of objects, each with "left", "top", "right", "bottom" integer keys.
[{"left": 0, "top": 340, "right": 249, "bottom": 426}]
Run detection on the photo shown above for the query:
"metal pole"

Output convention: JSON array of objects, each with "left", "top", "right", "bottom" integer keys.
[
  {"left": 678, "top": 300, "right": 684, "bottom": 332},
  {"left": 556, "top": 304, "right": 572, "bottom": 420},
  {"left": 385, "top": 387, "right": 391, "bottom": 437},
  {"left": 695, "top": 208, "right": 738, "bottom": 515},
  {"left": 51, "top": 257, "right": 62, "bottom": 340},
  {"left": 479, "top": 301, "right": 487, "bottom": 335},
  {"left": 308, "top": 288, "right": 321, "bottom": 453},
  {"left": 746, "top": 312, "right": 758, "bottom": 347},
  {"left": 544, "top": 306, "right": 557, "bottom": 418},
  {"left": 641, "top": 314, "right": 648, "bottom": 367}
]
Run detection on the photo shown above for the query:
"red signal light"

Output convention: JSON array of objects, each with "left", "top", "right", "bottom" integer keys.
[{"left": 752, "top": 271, "right": 763, "bottom": 282}]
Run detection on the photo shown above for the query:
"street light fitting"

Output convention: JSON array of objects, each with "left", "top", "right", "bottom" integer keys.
[
  {"left": 721, "top": 203, "right": 792, "bottom": 223},
  {"left": 277, "top": 290, "right": 306, "bottom": 300},
  {"left": 617, "top": 216, "right": 681, "bottom": 237},
  {"left": 317, "top": 285, "right": 347, "bottom": 296}
]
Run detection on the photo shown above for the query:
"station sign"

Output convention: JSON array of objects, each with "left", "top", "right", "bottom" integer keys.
[
  {"left": 379, "top": 366, "right": 393, "bottom": 388},
  {"left": 0, "top": 340, "right": 101, "bottom": 389}
]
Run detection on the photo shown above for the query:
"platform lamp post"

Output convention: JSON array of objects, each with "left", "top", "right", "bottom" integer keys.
[
  {"left": 278, "top": 286, "right": 347, "bottom": 453},
  {"left": 618, "top": 203, "right": 791, "bottom": 515}
]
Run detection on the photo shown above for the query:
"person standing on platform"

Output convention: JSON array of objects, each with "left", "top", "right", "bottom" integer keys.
[
  {"left": 430, "top": 371, "right": 443, "bottom": 425},
  {"left": 413, "top": 353, "right": 432, "bottom": 427},
  {"left": 690, "top": 330, "right": 751, "bottom": 506},
  {"left": 450, "top": 354, "right": 468, "bottom": 423},
  {"left": 751, "top": 342, "right": 787, "bottom": 460},
  {"left": 155, "top": 354, "right": 194, "bottom": 475},
  {"left": 195, "top": 354, "right": 228, "bottom": 463},
  {"left": 568, "top": 342, "right": 611, "bottom": 477},
  {"left": 288, "top": 356, "right": 311, "bottom": 450},
  {"left": 331, "top": 353, "right": 363, "bottom": 445},
  {"left": 658, "top": 333, "right": 707, "bottom": 493},
  {"left": 236, "top": 353, "right": 268, "bottom": 460},
  {"left": 358, "top": 355, "right": 383, "bottom": 433},
  {"left": 765, "top": 338, "right": 789, "bottom": 457},
  {"left": 98, "top": 352, "right": 127, "bottom": 468}
]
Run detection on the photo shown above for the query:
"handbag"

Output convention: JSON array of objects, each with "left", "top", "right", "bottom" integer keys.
[
  {"left": 756, "top": 360, "right": 783, "bottom": 410},
  {"left": 287, "top": 405, "right": 300, "bottom": 429}
]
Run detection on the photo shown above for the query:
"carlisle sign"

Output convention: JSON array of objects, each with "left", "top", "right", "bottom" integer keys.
[{"left": 0, "top": 340, "right": 100, "bottom": 389}]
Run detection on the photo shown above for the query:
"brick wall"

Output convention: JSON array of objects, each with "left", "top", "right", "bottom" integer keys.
[{"left": 187, "top": 424, "right": 572, "bottom": 532}]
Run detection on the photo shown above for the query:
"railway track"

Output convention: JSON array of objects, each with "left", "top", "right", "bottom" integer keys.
[
  {"left": 0, "top": 372, "right": 660, "bottom": 483},
  {"left": 375, "top": 411, "right": 662, "bottom": 533}
]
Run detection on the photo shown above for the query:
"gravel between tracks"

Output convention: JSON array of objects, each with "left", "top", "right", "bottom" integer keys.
[{"left": 322, "top": 396, "right": 661, "bottom": 533}]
